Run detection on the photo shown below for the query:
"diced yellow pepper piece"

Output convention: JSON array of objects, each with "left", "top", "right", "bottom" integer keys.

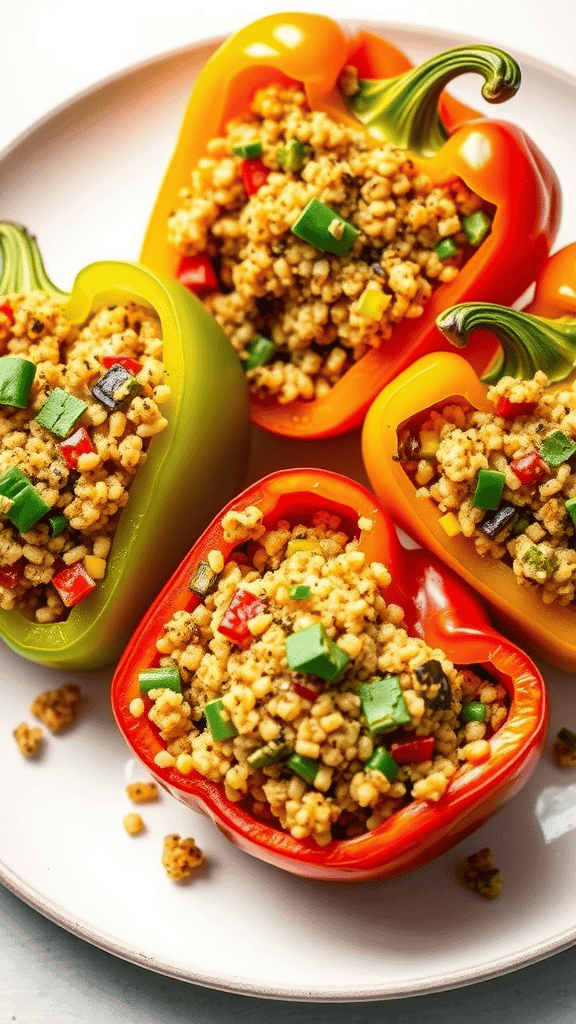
[
  {"left": 419, "top": 429, "right": 440, "bottom": 458},
  {"left": 286, "top": 539, "right": 322, "bottom": 556},
  {"left": 438, "top": 512, "right": 462, "bottom": 537},
  {"left": 84, "top": 555, "right": 107, "bottom": 580},
  {"left": 357, "top": 287, "right": 390, "bottom": 321}
]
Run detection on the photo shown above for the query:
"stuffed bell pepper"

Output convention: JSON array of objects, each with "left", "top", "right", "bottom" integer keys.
[
  {"left": 0, "top": 222, "right": 249, "bottom": 669},
  {"left": 362, "top": 242, "right": 576, "bottom": 670},
  {"left": 111, "top": 469, "right": 547, "bottom": 881},
  {"left": 141, "top": 13, "right": 560, "bottom": 438}
]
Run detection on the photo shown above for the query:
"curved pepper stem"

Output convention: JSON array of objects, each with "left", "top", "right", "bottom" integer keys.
[
  {"left": 0, "top": 222, "right": 67, "bottom": 298},
  {"left": 436, "top": 302, "right": 576, "bottom": 384},
  {"left": 345, "top": 46, "right": 520, "bottom": 157}
]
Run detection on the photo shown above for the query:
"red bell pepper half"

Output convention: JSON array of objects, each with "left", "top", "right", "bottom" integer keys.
[{"left": 111, "top": 469, "right": 547, "bottom": 882}]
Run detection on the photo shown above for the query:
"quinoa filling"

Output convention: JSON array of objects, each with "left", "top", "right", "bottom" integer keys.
[
  {"left": 401, "top": 370, "right": 576, "bottom": 605},
  {"left": 0, "top": 292, "right": 169, "bottom": 622},
  {"left": 131, "top": 507, "right": 508, "bottom": 846},
  {"left": 168, "top": 80, "right": 492, "bottom": 405}
]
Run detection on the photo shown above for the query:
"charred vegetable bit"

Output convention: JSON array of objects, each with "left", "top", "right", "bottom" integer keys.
[
  {"left": 205, "top": 698, "right": 238, "bottom": 740},
  {"left": 415, "top": 660, "right": 452, "bottom": 710},
  {"left": 35, "top": 387, "right": 88, "bottom": 439},
  {"left": 247, "top": 738, "right": 292, "bottom": 768},
  {"left": 291, "top": 198, "right": 360, "bottom": 257},
  {"left": 464, "top": 847, "right": 503, "bottom": 899},
  {"left": 358, "top": 675, "right": 411, "bottom": 734},
  {"left": 91, "top": 364, "right": 142, "bottom": 412},
  {"left": 0, "top": 466, "right": 50, "bottom": 532},
  {"left": 364, "top": 746, "right": 399, "bottom": 781},
  {"left": 139, "top": 665, "right": 182, "bottom": 696},
  {"left": 554, "top": 727, "right": 576, "bottom": 767},
  {"left": 285, "top": 623, "right": 350, "bottom": 681},
  {"left": 189, "top": 560, "right": 220, "bottom": 598},
  {"left": 558, "top": 727, "right": 576, "bottom": 749},
  {"left": 539, "top": 430, "right": 576, "bottom": 466},
  {"left": 480, "top": 502, "right": 518, "bottom": 540},
  {"left": 0, "top": 356, "right": 36, "bottom": 408},
  {"left": 51, "top": 562, "right": 96, "bottom": 608}
]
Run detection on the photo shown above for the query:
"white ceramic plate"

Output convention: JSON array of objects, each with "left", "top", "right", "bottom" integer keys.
[{"left": 2, "top": 22, "right": 576, "bottom": 1003}]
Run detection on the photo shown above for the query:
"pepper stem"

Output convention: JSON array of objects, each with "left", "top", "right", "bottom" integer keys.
[
  {"left": 0, "top": 222, "right": 66, "bottom": 298},
  {"left": 436, "top": 303, "right": 576, "bottom": 384},
  {"left": 344, "top": 46, "right": 520, "bottom": 157}
]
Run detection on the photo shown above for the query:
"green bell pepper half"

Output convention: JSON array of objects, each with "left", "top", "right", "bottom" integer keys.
[{"left": 0, "top": 222, "right": 250, "bottom": 669}]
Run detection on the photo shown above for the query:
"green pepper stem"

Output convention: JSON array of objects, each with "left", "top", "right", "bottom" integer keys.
[
  {"left": 0, "top": 222, "right": 67, "bottom": 297},
  {"left": 345, "top": 46, "right": 520, "bottom": 157},
  {"left": 436, "top": 302, "right": 576, "bottom": 384}
]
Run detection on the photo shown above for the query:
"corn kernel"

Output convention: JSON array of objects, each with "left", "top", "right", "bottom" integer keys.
[
  {"left": 129, "top": 697, "right": 145, "bottom": 717},
  {"left": 419, "top": 430, "right": 440, "bottom": 458},
  {"left": 84, "top": 555, "right": 107, "bottom": 580},
  {"left": 123, "top": 812, "right": 145, "bottom": 835},
  {"left": 154, "top": 750, "right": 175, "bottom": 768},
  {"left": 176, "top": 753, "right": 194, "bottom": 774},
  {"left": 286, "top": 538, "right": 321, "bottom": 556},
  {"left": 438, "top": 512, "right": 462, "bottom": 537}
]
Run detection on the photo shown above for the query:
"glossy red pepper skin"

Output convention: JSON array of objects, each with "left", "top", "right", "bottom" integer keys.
[
  {"left": 52, "top": 562, "right": 96, "bottom": 607},
  {"left": 0, "top": 561, "right": 23, "bottom": 589},
  {"left": 176, "top": 254, "right": 218, "bottom": 296},
  {"left": 390, "top": 736, "right": 435, "bottom": 765},
  {"left": 241, "top": 157, "right": 270, "bottom": 196},
  {"left": 59, "top": 426, "right": 96, "bottom": 469},
  {"left": 495, "top": 397, "right": 538, "bottom": 419},
  {"left": 218, "top": 589, "right": 266, "bottom": 645},
  {"left": 101, "top": 355, "right": 142, "bottom": 374},
  {"left": 111, "top": 469, "right": 547, "bottom": 882},
  {"left": 510, "top": 451, "right": 548, "bottom": 485}
]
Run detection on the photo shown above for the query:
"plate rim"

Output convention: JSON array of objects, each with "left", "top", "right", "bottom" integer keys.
[{"left": 1, "top": 19, "right": 576, "bottom": 1001}]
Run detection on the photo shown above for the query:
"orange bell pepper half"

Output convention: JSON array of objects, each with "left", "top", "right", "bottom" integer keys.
[
  {"left": 362, "top": 243, "right": 576, "bottom": 671},
  {"left": 111, "top": 469, "right": 547, "bottom": 881},
  {"left": 141, "top": 13, "right": 560, "bottom": 439}
]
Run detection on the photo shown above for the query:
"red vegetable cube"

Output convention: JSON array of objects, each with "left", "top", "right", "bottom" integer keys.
[
  {"left": 52, "top": 562, "right": 97, "bottom": 607},
  {"left": 241, "top": 158, "right": 270, "bottom": 197},
  {"left": 495, "top": 397, "right": 537, "bottom": 419},
  {"left": 510, "top": 451, "right": 548, "bottom": 485},
  {"left": 218, "top": 588, "right": 266, "bottom": 645},
  {"left": 0, "top": 560, "right": 23, "bottom": 589},
  {"left": 390, "top": 736, "right": 435, "bottom": 764},
  {"left": 177, "top": 254, "right": 218, "bottom": 295},
  {"left": 59, "top": 426, "right": 96, "bottom": 470}
]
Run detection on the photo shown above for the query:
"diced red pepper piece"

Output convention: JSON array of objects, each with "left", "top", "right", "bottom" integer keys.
[
  {"left": 102, "top": 355, "right": 142, "bottom": 375},
  {"left": 510, "top": 450, "right": 549, "bottom": 485},
  {"left": 177, "top": 254, "right": 218, "bottom": 296},
  {"left": 218, "top": 588, "right": 266, "bottom": 645},
  {"left": 292, "top": 677, "right": 322, "bottom": 702},
  {"left": 52, "top": 562, "right": 97, "bottom": 607},
  {"left": 0, "top": 302, "right": 15, "bottom": 326},
  {"left": 241, "top": 158, "right": 270, "bottom": 196},
  {"left": 390, "top": 735, "right": 435, "bottom": 764},
  {"left": 0, "top": 560, "right": 23, "bottom": 589},
  {"left": 59, "top": 426, "right": 96, "bottom": 470},
  {"left": 495, "top": 397, "right": 538, "bottom": 419}
]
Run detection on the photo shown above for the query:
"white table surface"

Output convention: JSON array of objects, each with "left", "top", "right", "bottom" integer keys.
[{"left": 2, "top": 0, "right": 576, "bottom": 1019}]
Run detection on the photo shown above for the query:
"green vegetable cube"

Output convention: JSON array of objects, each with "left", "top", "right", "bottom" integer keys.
[
  {"left": 540, "top": 430, "right": 576, "bottom": 466},
  {"left": 286, "top": 753, "right": 320, "bottom": 785},
  {"left": 245, "top": 334, "right": 275, "bottom": 370},
  {"left": 232, "top": 142, "right": 263, "bottom": 158},
  {"left": 364, "top": 747, "right": 399, "bottom": 781},
  {"left": 291, "top": 198, "right": 360, "bottom": 257},
  {"left": 289, "top": 584, "right": 311, "bottom": 600},
  {"left": 0, "top": 465, "right": 50, "bottom": 532},
  {"left": 285, "top": 623, "right": 350, "bottom": 682},
  {"left": 0, "top": 357, "right": 36, "bottom": 408},
  {"left": 566, "top": 496, "right": 576, "bottom": 529},
  {"left": 204, "top": 698, "right": 238, "bottom": 740},
  {"left": 35, "top": 387, "right": 88, "bottom": 438},
  {"left": 277, "top": 139, "right": 312, "bottom": 172},
  {"left": 247, "top": 739, "right": 292, "bottom": 768},
  {"left": 358, "top": 675, "right": 411, "bottom": 734},
  {"left": 462, "top": 701, "right": 487, "bottom": 723},
  {"left": 473, "top": 469, "right": 505, "bottom": 510},
  {"left": 435, "top": 238, "right": 458, "bottom": 261},
  {"left": 463, "top": 211, "right": 490, "bottom": 247},
  {"left": 47, "top": 514, "right": 68, "bottom": 537},
  {"left": 139, "top": 666, "right": 182, "bottom": 696}
]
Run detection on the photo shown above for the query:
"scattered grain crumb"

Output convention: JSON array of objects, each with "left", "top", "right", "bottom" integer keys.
[
  {"left": 129, "top": 697, "right": 145, "bottom": 718},
  {"left": 13, "top": 721, "right": 44, "bottom": 757},
  {"left": 126, "top": 781, "right": 159, "bottom": 804},
  {"left": 463, "top": 847, "right": 503, "bottom": 899},
  {"left": 123, "top": 812, "right": 145, "bottom": 835},
  {"left": 30, "top": 682, "right": 81, "bottom": 733},
  {"left": 161, "top": 833, "right": 205, "bottom": 881}
]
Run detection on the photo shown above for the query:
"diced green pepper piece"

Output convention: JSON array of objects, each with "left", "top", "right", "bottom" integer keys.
[
  {"left": 245, "top": 334, "right": 275, "bottom": 370},
  {"left": 522, "top": 545, "right": 557, "bottom": 578},
  {"left": 357, "top": 675, "right": 411, "bottom": 734},
  {"left": 511, "top": 515, "right": 531, "bottom": 537},
  {"left": 473, "top": 469, "right": 506, "bottom": 510},
  {"left": 232, "top": 141, "right": 263, "bottom": 158},
  {"left": 287, "top": 752, "right": 320, "bottom": 785},
  {"left": 0, "top": 357, "right": 36, "bottom": 408},
  {"left": 47, "top": 514, "right": 68, "bottom": 537},
  {"left": 558, "top": 727, "right": 576, "bottom": 750},
  {"left": 204, "top": 698, "right": 238, "bottom": 740},
  {"left": 247, "top": 738, "right": 292, "bottom": 768},
  {"left": 462, "top": 701, "right": 487, "bottom": 723},
  {"left": 276, "top": 139, "right": 312, "bottom": 172},
  {"left": 364, "top": 746, "right": 399, "bottom": 781},
  {"left": 189, "top": 560, "right": 219, "bottom": 598},
  {"left": 0, "top": 465, "right": 50, "bottom": 532},
  {"left": 463, "top": 211, "right": 490, "bottom": 247},
  {"left": 139, "top": 665, "right": 182, "bottom": 696},
  {"left": 35, "top": 387, "right": 88, "bottom": 438},
  {"left": 289, "top": 584, "right": 311, "bottom": 600},
  {"left": 435, "top": 237, "right": 458, "bottom": 261},
  {"left": 285, "top": 623, "right": 350, "bottom": 682},
  {"left": 291, "top": 198, "right": 360, "bottom": 257},
  {"left": 539, "top": 430, "right": 576, "bottom": 466}
]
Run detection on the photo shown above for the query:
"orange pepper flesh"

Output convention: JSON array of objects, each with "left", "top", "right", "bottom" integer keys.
[
  {"left": 362, "top": 245, "right": 576, "bottom": 671},
  {"left": 111, "top": 469, "right": 547, "bottom": 881},
  {"left": 141, "top": 13, "right": 561, "bottom": 439}
]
